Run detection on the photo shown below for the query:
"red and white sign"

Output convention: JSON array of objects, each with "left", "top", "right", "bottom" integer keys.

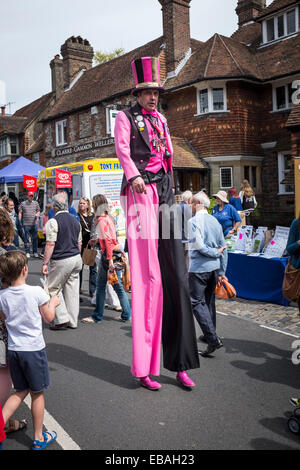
[
  {"left": 23, "top": 175, "right": 37, "bottom": 192},
  {"left": 55, "top": 169, "right": 72, "bottom": 189}
]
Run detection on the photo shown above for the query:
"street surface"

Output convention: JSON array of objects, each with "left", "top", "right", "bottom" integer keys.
[{"left": 3, "top": 258, "right": 300, "bottom": 451}]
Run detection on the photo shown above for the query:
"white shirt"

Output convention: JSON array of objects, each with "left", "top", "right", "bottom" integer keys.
[{"left": 0, "top": 285, "right": 50, "bottom": 352}]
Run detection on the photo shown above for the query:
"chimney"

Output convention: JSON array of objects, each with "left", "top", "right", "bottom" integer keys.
[
  {"left": 158, "top": 0, "right": 192, "bottom": 75},
  {"left": 50, "top": 54, "right": 64, "bottom": 101},
  {"left": 236, "top": 0, "right": 266, "bottom": 27},
  {"left": 1, "top": 106, "right": 5, "bottom": 117},
  {"left": 61, "top": 36, "right": 94, "bottom": 89}
]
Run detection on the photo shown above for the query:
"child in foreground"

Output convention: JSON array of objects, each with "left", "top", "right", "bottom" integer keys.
[{"left": 0, "top": 251, "right": 60, "bottom": 450}]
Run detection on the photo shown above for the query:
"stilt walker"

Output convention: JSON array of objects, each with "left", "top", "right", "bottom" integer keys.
[{"left": 114, "top": 56, "right": 199, "bottom": 390}]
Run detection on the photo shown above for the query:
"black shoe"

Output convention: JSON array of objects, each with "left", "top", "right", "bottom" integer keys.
[
  {"left": 198, "top": 335, "right": 208, "bottom": 344},
  {"left": 199, "top": 339, "right": 223, "bottom": 357}
]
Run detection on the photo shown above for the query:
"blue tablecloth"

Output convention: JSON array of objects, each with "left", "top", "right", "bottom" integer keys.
[{"left": 226, "top": 253, "right": 289, "bottom": 306}]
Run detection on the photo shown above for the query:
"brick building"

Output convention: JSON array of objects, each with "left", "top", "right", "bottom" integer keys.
[{"left": 38, "top": 0, "right": 300, "bottom": 226}]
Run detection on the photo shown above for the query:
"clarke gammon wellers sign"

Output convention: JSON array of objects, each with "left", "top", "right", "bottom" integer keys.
[{"left": 53, "top": 138, "right": 115, "bottom": 158}]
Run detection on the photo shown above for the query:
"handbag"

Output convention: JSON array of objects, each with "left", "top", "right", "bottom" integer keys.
[
  {"left": 215, "top": 279, "right": 237, "bottom": 300},
  {"left": 82, "top": 247, "right": 97, "bottom": 266},
  {"left": 282, "top": 260, "right": 300, "bottom": 302}
]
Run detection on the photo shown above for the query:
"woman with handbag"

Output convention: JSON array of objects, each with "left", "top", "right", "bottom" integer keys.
[
  {"left": 82, "top": 194, "right": 131, "bottom": 324},
  {"left": 284, "top": 213, "right": 300, "bottom": 313},
  {"left": 78, "top": 197, "right": 97, "bottom": 298}
]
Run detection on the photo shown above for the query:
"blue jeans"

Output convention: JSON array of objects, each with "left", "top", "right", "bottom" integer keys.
[
  {"left": 93, "top": 261, "right": 131, "bottom": 322},
  {"left": 23, "top": 225, "right": 38, "bottom": 254}
]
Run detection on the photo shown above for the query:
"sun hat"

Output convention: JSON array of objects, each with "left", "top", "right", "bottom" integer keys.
[{"left": 213, "top": 190, "right": 229, "bottom": 203}]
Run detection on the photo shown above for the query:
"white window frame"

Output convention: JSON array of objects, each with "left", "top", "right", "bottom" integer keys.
[
  {"left": 262, "top": 7, "right": 299, "bottom": 45},
  {"left": 220, "top": 167, "right": 233, "bottom": 189},
  {"left": 271, "top": 77, "right": 298, "bottom": 112},
  {"left": 278, "top": 151, "right": 294, "bottom": 195},
  {"left": 105, "top": 107, "right": 119, "bottom": 137},
  {"left": 55, "top": 119, "right": 67, "bottom": 146},
  {"left": 195, "top": 82, "right": 228, "bottom": 116},
  {"left": 9, "top": 136, "right": 18, "bottom": 155},
  {"left": 0, "top": 137, "right": 8, "bottom": 157}
]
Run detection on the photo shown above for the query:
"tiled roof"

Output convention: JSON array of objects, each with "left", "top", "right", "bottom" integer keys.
[
  {"left": 165, "top": 33, "right": 262, "bottom": 90},
  {"left": 286, "top": 104, "right": 300, "bottom": 127},
  {"left": 256, "top": 0, "right": 299, "bottom": 20},
  {"left": 14, "top": 92, "right": 53, "bottom": 126},
  {"left": 256, "top": 33, "right": 300, "bottom": 80},
  {"left": 45, "top": 37, "right": 165, "bottom": 120},
  {"left": 172, "top": 137, "right": 207, "bottom": 169},
  {"left": 0, "top": 116, "right": 27, "bottom": 134}
]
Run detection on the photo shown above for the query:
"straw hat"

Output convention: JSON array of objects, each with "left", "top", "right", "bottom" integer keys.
[{"left": 213, "top": 190, "right": 229, "bottom": 203}]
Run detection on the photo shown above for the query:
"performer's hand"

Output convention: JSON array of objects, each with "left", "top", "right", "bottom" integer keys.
[{"left": 132, "top": 177, "right": 147, "bottom": 194}]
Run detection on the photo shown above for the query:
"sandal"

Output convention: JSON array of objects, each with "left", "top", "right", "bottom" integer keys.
[
  {"left": 81, "top": 317, "right": 97, "bottom": 324},
  {"left": 32, "top": 430, "right": 57, "bottom": 450},
  {"left": 5, "top": 419, "right": 28, "bottom": 433}
]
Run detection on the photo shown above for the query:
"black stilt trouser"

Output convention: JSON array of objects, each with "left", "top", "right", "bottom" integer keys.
[{"left": 156, "top": 173, "right": 200, "bottom": 372}]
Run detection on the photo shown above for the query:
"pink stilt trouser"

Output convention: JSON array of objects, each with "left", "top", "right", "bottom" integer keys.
[{"left": 124, "top": 183, "right": 163, "bottom": 377}]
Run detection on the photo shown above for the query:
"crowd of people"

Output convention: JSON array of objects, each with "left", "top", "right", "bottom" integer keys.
[{"left": 0, "top": 51, "right": 299, "bottom": 450}]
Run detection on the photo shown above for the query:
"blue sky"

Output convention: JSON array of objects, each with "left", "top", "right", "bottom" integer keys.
[{"left": 0, "top": 0, "right": 273, "bottom": 114}]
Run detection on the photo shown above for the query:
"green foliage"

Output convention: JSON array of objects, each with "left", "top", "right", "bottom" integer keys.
[
  {"left": 94, "top": 48, "right": 125, "bottom": 64},
  {"left": 208, "top": 197, "right": 217, "bottom": 215}
]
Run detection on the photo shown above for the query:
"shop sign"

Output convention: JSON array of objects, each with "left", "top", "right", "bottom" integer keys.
[{"left": 55, "top": 138, "right": 115, "bottom": 157}]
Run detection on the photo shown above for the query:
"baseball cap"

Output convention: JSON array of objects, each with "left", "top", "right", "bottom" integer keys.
[{"left": 27, "top": 192, "right": 34, "bottom": 196}]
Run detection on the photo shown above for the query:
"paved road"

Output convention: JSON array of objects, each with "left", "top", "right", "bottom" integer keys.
[{"left": 3, "top": 258, "right": 300, "bottom": 451}]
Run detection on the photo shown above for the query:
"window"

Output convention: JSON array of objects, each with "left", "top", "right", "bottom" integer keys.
[
  {"left": 263, "top": 8, "right": 298, "bottom": 44},
  {"left": 287, "top": 9, "right": 296, "bottom": 35},
  {"left": 0, "top": 138, "right": 8, "bottom": 157},
  {"left": 244, "top": 166, "right": 250, "bottom": 181},
  {"left": 9, "top": 136, "right": 18, "bottom": 155},
  {"left": 199, "top": 89, "right": 209, "bottom": 114},
  {"left": 278, "top": 153, "right": 294, "bottom": 194},
  {"left": 273, "top": 83, "right": 294, "bottom": 111},
  {"left": 196, "top": 84, "right": 226, "bottom": 115},
  {"left": 251, "top": 166, "right": 257, "bottom": 189},
  {"left": 55, "top": 120, "right": 67, "bottom": 146},
  {"left": 267, "top": 18, "right": 275, "bottom": 42},
  {"left": 220, "top": 167, "right": 233, "bottom": 189},
  {"left": 106, "top": 108, "right": 119, "bottom": 137}
]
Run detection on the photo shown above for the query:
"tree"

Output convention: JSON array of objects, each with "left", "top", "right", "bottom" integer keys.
[{"left": 94, "top": 47, "right": 125, "bottom": 65}]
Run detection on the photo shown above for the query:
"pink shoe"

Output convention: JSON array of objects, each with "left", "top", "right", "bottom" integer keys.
[
  {"left": 140, "top": 376, "right": 161, "bottom": 391},
  {"left": 176, "top": 371, "right": 195, "bottom": 388}
]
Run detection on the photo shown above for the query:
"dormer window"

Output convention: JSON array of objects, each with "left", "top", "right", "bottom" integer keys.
[{"left": 262, "top": 7, "right": 299, "bottom": 45}]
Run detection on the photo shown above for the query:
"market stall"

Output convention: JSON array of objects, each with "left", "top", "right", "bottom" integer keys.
[{"left": 225, "top": 225, "right": 290, "bottom": 306}]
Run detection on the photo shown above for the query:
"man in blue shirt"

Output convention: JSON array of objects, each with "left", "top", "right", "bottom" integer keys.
[{"left": 188, "top": 191, "right": 228, "bottom": 357}]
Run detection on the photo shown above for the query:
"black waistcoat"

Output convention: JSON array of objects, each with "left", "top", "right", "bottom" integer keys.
[{"left": 120, "top": 103, "right": 166, "bottom": 192}]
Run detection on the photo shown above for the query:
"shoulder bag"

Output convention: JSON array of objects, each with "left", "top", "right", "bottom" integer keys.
[{"left": 282, "top": 260, "right": 300, "bottom": 302}]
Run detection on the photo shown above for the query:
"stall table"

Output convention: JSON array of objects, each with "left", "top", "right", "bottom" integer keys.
[{"left": 226, "top": 252, "right": 289, "bottom": 306}]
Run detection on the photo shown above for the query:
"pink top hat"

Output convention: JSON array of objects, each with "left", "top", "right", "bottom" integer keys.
[{"left": 131, "top": 57, "right": 165, "bottom": 95}]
